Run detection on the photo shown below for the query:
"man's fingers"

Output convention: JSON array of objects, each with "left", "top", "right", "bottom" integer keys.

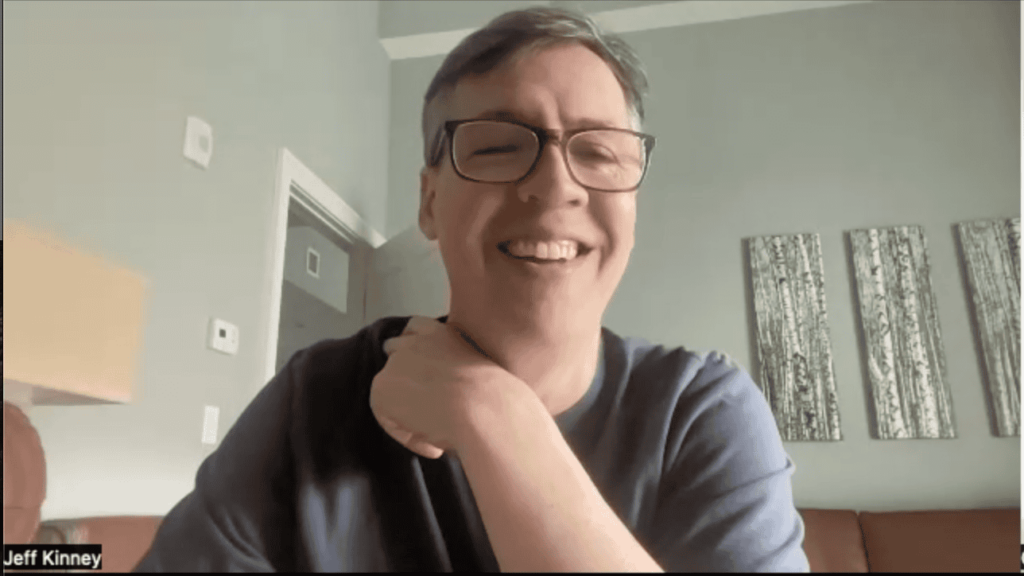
[
  {"left": 377, "top": 414, "right": 443, "bottom": 458},
  {"left": 409, "top": 437, "right": 445, "bottom": 459},
  {"left": 377, "top": 315, "right": 456, "bottom": 460},
  {"left": 383, "top": 316, "right": 442, "bottom": 355},
  {"left": 377, "top": 415, "right": 414, "bottom": 443},
  {"left": 403, "top": 315, "right": 443, "bottom": 336},
  {"left": 382, "top": 334, "right": 417, "bottom": 356}
]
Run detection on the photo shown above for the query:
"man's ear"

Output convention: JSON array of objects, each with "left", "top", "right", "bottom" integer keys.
[{"left": 419, "top": 167, "right": 438, "bottom": 241}]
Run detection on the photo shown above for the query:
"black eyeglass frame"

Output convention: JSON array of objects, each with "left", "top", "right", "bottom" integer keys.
[{"left": 437, "top": 118, "right": 657, "bottom": 193}]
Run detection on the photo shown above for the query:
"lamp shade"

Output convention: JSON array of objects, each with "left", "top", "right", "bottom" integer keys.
[{"left": 3, "top": 220, "right": 149, "bottom": 405}]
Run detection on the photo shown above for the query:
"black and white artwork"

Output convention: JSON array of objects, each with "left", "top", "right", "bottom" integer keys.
[
  {"left": 748, "top": 233, "right": 843, "bottom": 441},
  {"left": 849, "top": 225, "right": 956, "bottom": 439},
  {"left": 957, "top": 217, "right": 1020, "bottom": 437}
]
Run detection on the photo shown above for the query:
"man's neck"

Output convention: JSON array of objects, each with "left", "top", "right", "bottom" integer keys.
[{"left": 445, "top": 312, "right": 602, "bottom": 416}]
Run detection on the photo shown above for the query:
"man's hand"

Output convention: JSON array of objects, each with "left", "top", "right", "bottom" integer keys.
[{"left": 370, "top": 315, "right": 523, "bottom": 459}]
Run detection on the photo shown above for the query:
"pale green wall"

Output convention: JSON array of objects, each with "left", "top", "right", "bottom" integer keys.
[
  {"left": 3, "top": 0, "right": 390, "bottom": 517},
  {"left": 385, "top": 0, "right": 1020, "bottom": 510}
]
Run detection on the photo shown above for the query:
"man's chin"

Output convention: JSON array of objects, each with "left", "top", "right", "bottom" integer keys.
[{"left": 454, "top": 298, "right": 603, "bottom": 331}]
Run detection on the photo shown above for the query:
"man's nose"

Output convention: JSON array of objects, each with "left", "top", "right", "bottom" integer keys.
[{"left": 515, "top": 140, "right": 589, "bottom": 206}]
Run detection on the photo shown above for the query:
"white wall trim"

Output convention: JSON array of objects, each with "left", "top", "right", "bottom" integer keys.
[
  {"left": 591, "top": 0, "right": 873, "bottom": 34},
  {"left": 381, "top": 27, "right": 477, "bottom": 61},
  {"left": 380, "top": 0, "right": 874, "bottom": 60},
  {"left": 262, "top": 148, "right": 385, "bottom": 385},
  {"left": 277, "top": 149, "right": 387, "bottom": 249}
]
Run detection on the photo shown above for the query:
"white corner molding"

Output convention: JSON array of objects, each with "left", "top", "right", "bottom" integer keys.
[
  {"left": 380, "top": 0, "right": 876, "bottom": 60},
  {"left": 591, "top": 0, "right": 874, "bottom": 34},
  {"left": 381, "top": 27, "right": 478, "bottom": 61},
  {"left": 278, "top": 148, "right": 386, "bottom": 248}
]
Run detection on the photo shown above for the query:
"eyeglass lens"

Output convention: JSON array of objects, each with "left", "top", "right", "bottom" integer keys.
[{"left": 452, "top": 121, "right": 646, "bottom": 190}]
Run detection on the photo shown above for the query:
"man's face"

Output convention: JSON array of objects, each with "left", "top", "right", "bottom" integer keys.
[{"left": 419, "top": 43, "right": 638, "bottom": 336}]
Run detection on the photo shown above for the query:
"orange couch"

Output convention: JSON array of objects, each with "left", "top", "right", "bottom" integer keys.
[
  {"left": 6, "top": 402, "right": 1020, "bottom": 572},
  {"left": 800, "top": 507, "right": 1019, "bottom": 572},
  {"left": 27, "top": 507, "right": 1021, "bottom": 572}
]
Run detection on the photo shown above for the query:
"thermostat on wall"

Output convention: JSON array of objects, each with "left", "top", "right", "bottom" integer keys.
[{"left": 208, "top": 317, "right": 239, "bottom": 355}]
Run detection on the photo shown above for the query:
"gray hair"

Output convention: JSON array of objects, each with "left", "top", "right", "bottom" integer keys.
[{"left": 421, "top": 6, "right": 649, "bottom": 167}]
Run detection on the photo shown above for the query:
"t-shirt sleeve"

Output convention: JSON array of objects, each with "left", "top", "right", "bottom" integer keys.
[
  {"left": 646, "top": 351, "right": 810, "bottom": 572},
  {"left": 133, "top": 357, "right": 302, "bottom": 572}
]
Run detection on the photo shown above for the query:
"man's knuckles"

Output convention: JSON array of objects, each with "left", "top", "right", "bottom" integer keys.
[{"left": 384, "top": 335, "right": 475, "bottom": 365}]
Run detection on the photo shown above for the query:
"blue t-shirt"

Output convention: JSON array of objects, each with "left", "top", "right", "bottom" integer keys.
[{"left": 134, "top": 315, "right": 809, "bottom": 572}]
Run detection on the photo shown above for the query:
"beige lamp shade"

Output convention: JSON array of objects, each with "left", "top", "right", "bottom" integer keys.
[{"left": 3, "top": 220, "right": 149, "bottom": 405}]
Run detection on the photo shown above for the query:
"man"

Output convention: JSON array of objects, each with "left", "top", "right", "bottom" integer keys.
[{"left": 135, "top": 7, "right": 809, "bottom": 572}]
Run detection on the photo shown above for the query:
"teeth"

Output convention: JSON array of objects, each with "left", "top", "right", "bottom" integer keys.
[{"left": 507, "top": 240, "right": 579, "bottom": 260}]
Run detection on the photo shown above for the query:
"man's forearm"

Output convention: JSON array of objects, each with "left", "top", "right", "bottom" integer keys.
[{"left": 454, "top": 386, "right": 664, "bottom": 573}]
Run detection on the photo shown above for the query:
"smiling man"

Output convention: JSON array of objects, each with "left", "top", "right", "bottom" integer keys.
[{"left": 135, "top": 7, "right": 809, "bottom": 573}]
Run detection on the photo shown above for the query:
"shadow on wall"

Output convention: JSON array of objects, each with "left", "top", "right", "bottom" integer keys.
[{"left": 368, "top": 225, "right": 450, "bottom": 322}]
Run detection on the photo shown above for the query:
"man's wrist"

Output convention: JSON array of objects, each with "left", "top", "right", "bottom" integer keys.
[{"left": 453, "top": 371, "right": 547, "bottom": 457}]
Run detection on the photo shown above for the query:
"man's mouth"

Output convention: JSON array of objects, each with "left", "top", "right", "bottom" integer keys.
[{"left": 497, "top": 240, "right": 591, "bottom": 263}]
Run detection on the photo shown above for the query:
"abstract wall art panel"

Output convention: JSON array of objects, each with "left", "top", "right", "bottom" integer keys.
[
  {"left": 849, "top": 225, "right": 956, "bottom": 439},
  {"left": 748, "top": 233, "right": 843, "bottom": 441},
  {"left": 956, "top": 217, "right": 1020, "bottom": 437}
]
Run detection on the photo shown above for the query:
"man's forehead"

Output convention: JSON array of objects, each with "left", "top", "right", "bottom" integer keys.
[
  {"left": 470, "top": 108, "right": 625, "bottom": 131},
  {"left": 447, "top": 72, "right": 633, "bottom": 131}
]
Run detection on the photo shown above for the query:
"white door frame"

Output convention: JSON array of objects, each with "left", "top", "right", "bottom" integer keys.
[{"left": 263, "top": 148, "right": 386, "bottom": 384}]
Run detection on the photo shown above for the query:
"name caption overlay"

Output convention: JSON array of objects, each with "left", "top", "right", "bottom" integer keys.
[{"left": 4, "top": 544, "right": 102, "bottom": 571}]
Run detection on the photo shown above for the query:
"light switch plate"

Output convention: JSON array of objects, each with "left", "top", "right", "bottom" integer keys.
[
  {"left": 184, "top": 116, "right": 213, "bottom": 168},
  {"left": 201, "top": 405, "right": 219, "bottom": 445}
]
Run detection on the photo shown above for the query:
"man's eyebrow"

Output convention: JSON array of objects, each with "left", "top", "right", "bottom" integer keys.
[
  {"left": 471, "top": 109, "right": 621, "bottom": 130},
  {"left": 473, "top": 109, "right": 520, "bottom": 121}
]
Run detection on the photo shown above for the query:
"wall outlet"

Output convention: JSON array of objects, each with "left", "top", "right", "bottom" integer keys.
[
  {"left": 208, "top": 318, "right": 239, "bottom": 355},
  {"left": 201, "top": 405, "right": 219, "bottom": 445}
]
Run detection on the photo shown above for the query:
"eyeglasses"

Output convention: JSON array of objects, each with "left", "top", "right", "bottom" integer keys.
[{"left": 437, "top": 119, "right": 656, "bottom": 192}]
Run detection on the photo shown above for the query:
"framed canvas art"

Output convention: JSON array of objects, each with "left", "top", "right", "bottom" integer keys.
[
  {"left": 748, "top": 233, "right": 842, "bottom": 441},
  {"left": 956, "top": 217, "right": 1020, "bottom": 437},
  {"left": 848, "top": 225, "right": 955, "bottom": 439}
]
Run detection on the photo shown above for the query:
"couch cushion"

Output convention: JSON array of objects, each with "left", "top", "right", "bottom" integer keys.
[
  {"left": 35, "top": 516, "right": 163, "bottom": 573},
  {"left": 799, "top": 508, "right": 869, "bottom": 572},
  {"left": 859, "top": 508, "right": 1020, "bottom": 573}
]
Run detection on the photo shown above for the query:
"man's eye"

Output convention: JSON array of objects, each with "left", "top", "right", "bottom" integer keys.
[
  {"left": 578, "top": 150, "right": 616, "bottom": 163},
  {"left": 474, "top": 145, "right": 519, "bottom": 155},
  {"left": 575, "top": 143, "right": 618, "bottom": 162}
]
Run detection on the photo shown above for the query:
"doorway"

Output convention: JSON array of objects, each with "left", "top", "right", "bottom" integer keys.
[
  {"left": 262, "top": 148, "right": 386, "bottom": 386},
  {"left": 275, "top": 200, "right": 371, "bottom": 374}
]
